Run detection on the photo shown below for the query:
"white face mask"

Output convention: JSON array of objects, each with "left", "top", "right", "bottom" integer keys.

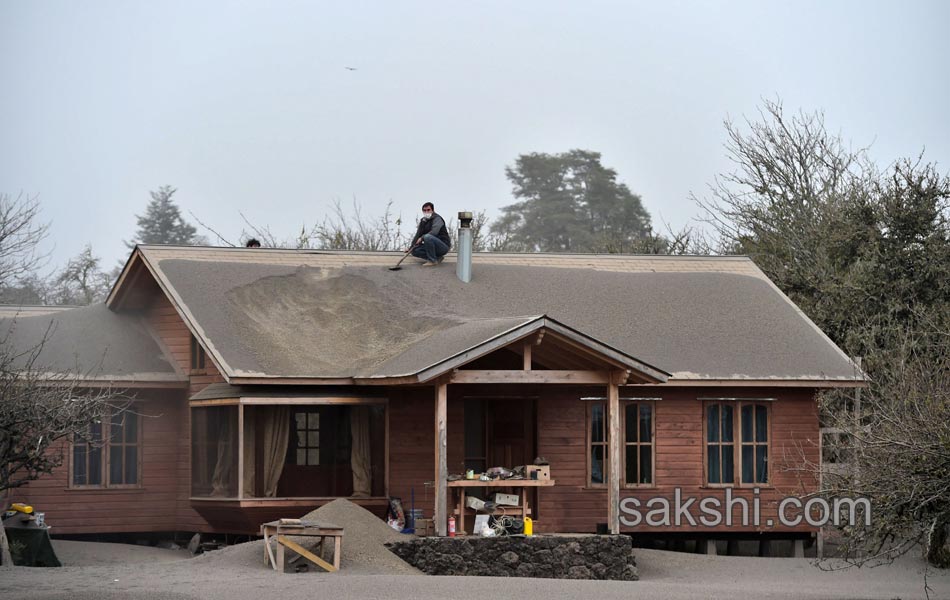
[{"left": 422, "top": 212, "right": 432, "bottom": 220}]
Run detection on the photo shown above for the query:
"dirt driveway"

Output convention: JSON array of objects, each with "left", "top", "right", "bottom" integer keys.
[{"left": 0, "top": 540, "right": 946, "bottom": 600}]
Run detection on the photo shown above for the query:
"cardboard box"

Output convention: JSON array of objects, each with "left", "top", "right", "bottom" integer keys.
[
  {"left": 465, "top": 495, "right": 486, "bottom": 511},
  {"left": 526, "top": 465, "right": 551, "bottom": 481},
  {"left": 414, "top": 518, "right": 434, "bottom": 537},
  {"left": 493, "top": 492, "right": 519, "bottom": 506}
]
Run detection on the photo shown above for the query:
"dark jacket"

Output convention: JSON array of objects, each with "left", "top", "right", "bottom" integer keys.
[{"left": 413, "top": 213, "right": 451, "bottom": 248}]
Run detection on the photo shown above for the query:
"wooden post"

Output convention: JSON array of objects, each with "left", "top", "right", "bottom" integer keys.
[
  {"left": 434, "top": 381, "right": 448, "bottom": 536},
  {"left": 237, "top": 404, "right": 244, "bottom": 500},
  {"left": 522, "top": 340, "right": 532, "bottom": 370},
  {"left": 607, "top": 371, "right": 621, "bottom": 534}
]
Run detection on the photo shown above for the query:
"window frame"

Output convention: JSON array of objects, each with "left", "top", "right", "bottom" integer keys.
[
  {"left": 702, "top": 400, "right": 772, "bottom": 488},
  {"left": 585, "top": 400, "right": 608, "bottom": 489},
  {"left": 190, "top": 334, "right": 207, "bottom": 374},
  {"left": 69, "top": 407, "right": 143, "bottom": 490},
  {"left": 291, "top": 409, "right": 322, "bottom": 466},
  {"left": 621, "top": 400, "right": 656, "bottom": 489}
]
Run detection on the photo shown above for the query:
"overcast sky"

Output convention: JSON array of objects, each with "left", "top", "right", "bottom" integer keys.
[{"left": 1, "top": 0, "right": 948, "bottom": 270}]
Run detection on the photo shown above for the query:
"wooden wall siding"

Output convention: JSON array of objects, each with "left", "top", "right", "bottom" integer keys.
[
  {"left": 536, "top": 387, "right": 821, "bottom": 534},
  {"left": 143, "top": 294, "right": 226, "bottom": 394},
  {"left": 535, "top": 387, "right": 606, "bottom": 533},
  {"left": 14, "top": 390, "right": 188, "bottom": 534},
  {"left": 144, "top": 293, "right": 225, "bottom": 533},
  {"left": 387, "top": 389, "right": 433, "bottom": 515}
]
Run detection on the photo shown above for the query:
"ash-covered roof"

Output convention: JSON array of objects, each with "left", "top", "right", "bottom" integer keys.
[
  {"left": 0, "top": 304, "right": 183, "bottom": 383},
  {"left": 124, "top": 246, "right": 863, "bottom": 384}
]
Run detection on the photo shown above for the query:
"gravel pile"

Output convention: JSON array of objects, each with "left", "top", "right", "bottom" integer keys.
[{"left": 194, "top": 499, "right": 418, "bottom": 575}]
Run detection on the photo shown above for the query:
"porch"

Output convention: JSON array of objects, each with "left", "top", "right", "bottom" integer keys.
[{"left": 185, "top": 318, "right": 668, "bottom": 535}]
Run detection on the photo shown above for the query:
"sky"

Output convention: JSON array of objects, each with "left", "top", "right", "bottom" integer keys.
[{"left": 1, "top": 0, "right": 948, "bottom": 271}]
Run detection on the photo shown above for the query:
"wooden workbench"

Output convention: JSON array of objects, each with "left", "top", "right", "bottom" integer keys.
[
  {"left": 447, "top": 479, "right": 555, "bottom": 534},
  {"left": 261, "top": 519, "right": 344, "bottom": 573}
]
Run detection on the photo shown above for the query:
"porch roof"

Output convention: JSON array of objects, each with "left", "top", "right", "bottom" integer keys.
[{"left": 109, "top": 246, "right": 866, "bottom": 385}]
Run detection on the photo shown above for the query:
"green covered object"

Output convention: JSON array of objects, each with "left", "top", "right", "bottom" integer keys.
[{"left": 2, "top": 517, "right": 61, "bottom": 567}]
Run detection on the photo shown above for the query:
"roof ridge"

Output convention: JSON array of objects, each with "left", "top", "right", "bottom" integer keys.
[{"left": 135, "top": 244, "right": 752, "bottom": 261}]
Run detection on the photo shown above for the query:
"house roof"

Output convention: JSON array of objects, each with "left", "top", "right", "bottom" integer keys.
[
  {"left": 0, "top": 303, "right": 184, "bottom": 384},
  {"left": 107, "top": 246, "right": 864, "bottom": 385}
]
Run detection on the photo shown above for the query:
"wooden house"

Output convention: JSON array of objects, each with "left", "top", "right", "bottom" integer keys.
[{"left": 2, "top": 236, "right": 864, "bottom": 545}]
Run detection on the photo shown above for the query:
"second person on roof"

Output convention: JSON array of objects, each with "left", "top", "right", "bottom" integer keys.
[{"left": 409, "top": 202, "right": 451, "bottom": 266}]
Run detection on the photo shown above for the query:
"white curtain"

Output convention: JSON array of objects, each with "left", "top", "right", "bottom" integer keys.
[
  {"left": 262, "top": 406, "right": 291, "bottom": 497},
  {"left": 350, "top": 406, "right": 372, "bottom": 497}
]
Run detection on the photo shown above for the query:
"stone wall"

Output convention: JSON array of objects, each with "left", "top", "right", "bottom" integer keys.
[{"left": 387, "top": 535, "right": 638, "bottom": 580}]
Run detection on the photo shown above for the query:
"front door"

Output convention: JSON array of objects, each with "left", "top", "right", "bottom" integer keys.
[{"left": 464, "top": 397, "right": 536, "bottom": 472}]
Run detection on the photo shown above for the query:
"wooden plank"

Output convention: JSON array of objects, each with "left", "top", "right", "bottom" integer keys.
[
  {"left": 534, "top": 342, "right": 601, "bottom": 370},
  {"left": 446, "top": 480, "right": 556, "bottom": 487},
  {"left": 523, "top": 340, "right": 532, "bottom": 371},
  {"left": 607, "top": 372, "right": 621, "bottom": 534},
  {"left": 660, "top": 379, "right": 865, "bottom": 388},
  {"left": 434, "top": 382, "right": 448, "bottom": 536},
  {"left": 237, "top": 404, "right": 244, "bottom": 501},
  {"left": 277, "top": 536, "right": 338, "bottom": 572},
  {"left": 450, "top": 370, "right": 609, "bottom": 384},
  {"left": 263, "top": 527, "right": 277, "bottom": 568}
]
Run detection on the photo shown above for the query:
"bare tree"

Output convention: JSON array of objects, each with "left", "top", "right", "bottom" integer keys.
[
  {"left": 47, "top": 245, "right": 112, "bottom": 305},
  {"left": 0, "top": 324, "right": 122, "bottom": 566},
  {"left": 815, "top": 322, "right": 950, "bottom": 568},
  {"left": 0, "top": 193, "right": 49, "bottom": 289},
  {"left": 193, "top": 199, "right": 413, "bottom": 251},
  {"left": 697, "top": 97, "right": 950, "bottom": 567},
  {"left": 311, "top": 199, "right": 409, "bottom": 251}
]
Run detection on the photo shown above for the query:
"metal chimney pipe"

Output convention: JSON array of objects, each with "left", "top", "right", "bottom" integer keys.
[{"left": 457, "top": 211, "right": 473, "bottom": 283}]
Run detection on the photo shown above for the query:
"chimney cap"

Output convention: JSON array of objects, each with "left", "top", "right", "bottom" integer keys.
[{"left": 458, "top": 211, "right": 473, "bottom": 227}]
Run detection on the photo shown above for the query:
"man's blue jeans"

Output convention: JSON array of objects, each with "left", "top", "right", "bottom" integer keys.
[{"left": 411, "top": 234, "right": 449, "bottom": 263}]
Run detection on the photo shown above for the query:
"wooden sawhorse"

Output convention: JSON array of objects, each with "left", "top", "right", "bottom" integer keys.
[{"left": 261, "top": 519, "right": 344, "bottom": 573}]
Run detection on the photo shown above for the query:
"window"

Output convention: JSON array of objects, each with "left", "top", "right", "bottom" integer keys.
[
  {"left": 586, "top": 400, "right": 655, "bottom": 487},
  {"left": 71, "top": 408, "right": 141, "bottom": 488},
  {"left": 740, "top": 404, "right": 769, "bottom": 484},
  {"left": 190, "top": 335, "right": 207, "bottom": 373},
  {"left": 705, "top": 401, "right": 769, "bottom": 486},
  {"left": 623, "top": 402, "right": 654, "bottom": 486},
  {"left": 294, "top": 410, "right": 321, "bottom": 466},
  {"left": 72, "top": 420, "right": 103, "bottom": 486},
  {"left": 587, "top": 401, "right": 607, "bottom": 486},
  {"left": 463, "top": 399, "right": 486, "bottom": 473}
]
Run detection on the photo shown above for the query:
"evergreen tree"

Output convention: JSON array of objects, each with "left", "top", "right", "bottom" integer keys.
[
  {"left": 492, "top": 150, "right": 653, "bottom": 253},
  {"left": 126, "top": 186, "right": 202, "bottom": 248}
]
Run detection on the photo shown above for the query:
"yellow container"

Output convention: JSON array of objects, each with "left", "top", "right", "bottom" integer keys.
[{"left": 524, "top": 516, "right": 533, "bottom": 536}]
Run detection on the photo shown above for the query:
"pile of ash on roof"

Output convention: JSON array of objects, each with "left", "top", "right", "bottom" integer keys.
[
  {"left": 226, "top": 268, "right": 457, "bottom": 375},
  {"left": 193, "top": 499, "right": 419, "bottom": 575}
]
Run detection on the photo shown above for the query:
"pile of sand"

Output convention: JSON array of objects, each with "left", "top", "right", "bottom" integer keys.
[
  {"left": 226, "top": 268, "right": 456, "bottom": 375},
  {"left": 194, "top": 499, "right": 418, "bottom": 575}
]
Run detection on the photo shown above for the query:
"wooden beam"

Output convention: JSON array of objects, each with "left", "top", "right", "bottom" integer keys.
[
  {"left": 607, "top": 372, "right": 621, "bottom": 534},
  {"left": 534, "top": 330, "right": 545, "bottom": 346},
  {"left": 434, "top": 381, "right": 448, "bottom": 536},
  {"left": 277, "top": 536, "right": 338, "bottom": 572},
  {"left": 534, "top": 342, "right": 601, "bottom": 370},
  {"left": 658, "top": 379, "right": 867, "bottom": 388},
  {"left": 545, "top": 330, "right": 632, "bottom": 371},
  {"left": 522, "top": 341, "right": 532, "bottom": 371},
  {"left": 237, "top": 404, "right": 244, "bottom": 501},
  {"left": 449, "top": 370, "right": 610, "bottom": 385}
]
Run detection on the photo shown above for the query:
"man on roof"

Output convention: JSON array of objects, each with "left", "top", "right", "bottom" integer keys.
[{"left": 408, "top": 202, "right": 451, "bottom": 266}]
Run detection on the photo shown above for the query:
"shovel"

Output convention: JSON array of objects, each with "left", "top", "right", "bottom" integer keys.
[{"left": 388, "top": 246, "right": 416, "bottom": 271}]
